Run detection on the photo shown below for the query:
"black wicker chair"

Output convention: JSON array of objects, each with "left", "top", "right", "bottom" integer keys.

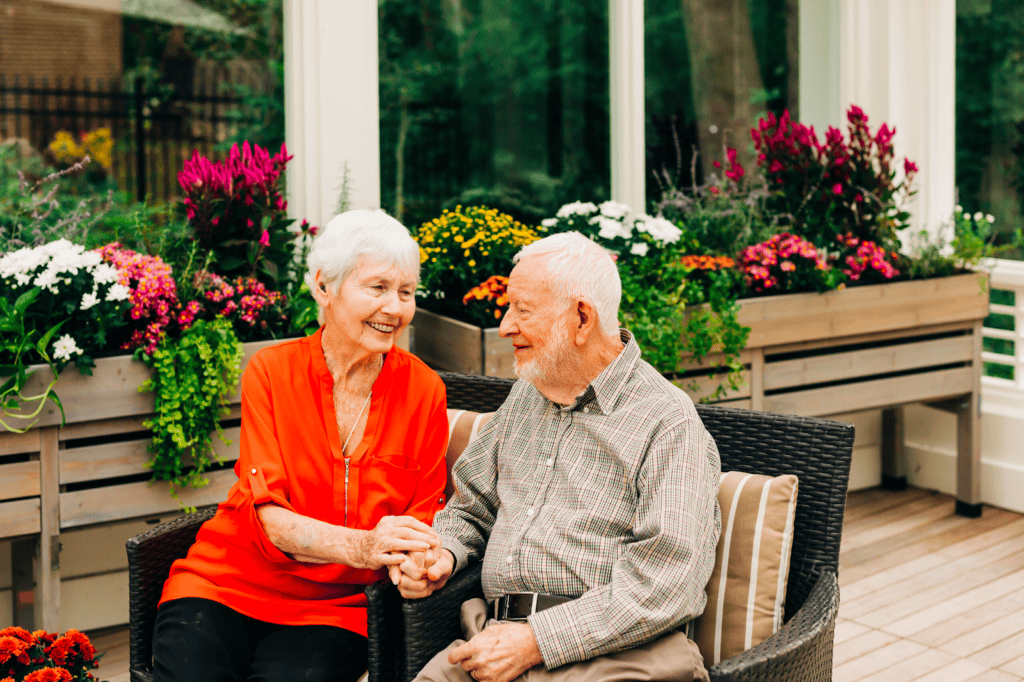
[
  {"left": 127, "top": 371, "right": 853, "bottom": 682},
  {"left": 366, "top": 372, "right": 855, "bottom": 682}
]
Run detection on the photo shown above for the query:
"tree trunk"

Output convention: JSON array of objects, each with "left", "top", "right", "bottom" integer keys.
[{"left": 680, "top": 0, "right": 765, "bottom": 169}]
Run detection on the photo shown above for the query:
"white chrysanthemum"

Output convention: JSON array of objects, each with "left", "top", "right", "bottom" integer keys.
[
  {"left": 81, "top": 291, "right": 100, "bottom": 310},
  {"left": 555, "top": 201, "right": 598, "bottom": 219},
  {"left": 630, "top": 242, "right": 649, "bottom": 257},
  {"left": 34, "top": 269, "right": 60, "bottom": 292},
  {"left": 955, "top": 205, "right": 963, "bottom": 213},
  {"left": 52, "top": 334, "right": 83, "bottom": 362},
  {"left": 92, "top": 263, "right": 120, "bottom": 284},
  {"left": 589, "top": 215, "right": 632, "bottom": 241},
  {"left": 0, "top": 246, "right": 48, "bottom": 280},
  {"left": 106, "top": 283, "right": 132, "bottom": 302},
  {"left": 639, "top": 216, "right": 682, "bottom": 244},
  {"left": 986, "top": 214, "right": 995, "bottom": 223},
  {"left": 973, "top": 212, "right": 984, "bottom": 222},
  {"left": 598, "top": 201, "right": 630, "bottom": 219},
  {"left": 541, "top": 218, "right": 558, "bottom": 227}
]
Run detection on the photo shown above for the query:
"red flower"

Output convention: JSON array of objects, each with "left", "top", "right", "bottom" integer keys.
[
  {"left": 832, "top": 183, "right": 843, "bottom": 195},
  {"left": 0, "top": 637, "right": 28, "bottom": 665},
  {"left": 904, "top": 159, "right": 919, "bottom": 175},
  {"left": 259, "top": 230, "right": 271, "bottom": 247},
  {"left": 24, "top": 668, "right": 73, "bottom": 682}
]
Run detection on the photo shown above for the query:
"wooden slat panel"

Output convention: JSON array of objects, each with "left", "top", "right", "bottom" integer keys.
[
  {"left": 674, "top": 370, "right": 752, "bottom": 403},
  {"left": 677, "top": 348, "right": 755, "bottom": 372},
  {"left": 0, "top": 429, "right": 40, "bottom": 457},
  {"left": 765, "top": 335, "right": 974, "bottom": 391},
  {"left": 707, "top": 398, "right": 752, "bottom": 410},
  {"left": 59, "top": 427, "right": 241, "bottom": 485},
  {"left": 60, "top": 405, "right": 242, "bottom": 441},
  {"left": 59, "top": 468, "right": 238, "bottom": 528},
  {"left": 482, "top": 328, "right": 516, "bottom": 379},
  {"left": 0, "top": 461, "right": 40, "bottom": 500},
  {"left": 764, "top": 367, "right": 974, "bottom": 417},
  {"left": 411, "top": 309, "right": 484, "bottom": 375},
  {"left": 739, "top": 273, "right": 990, "bottom": 349},
  {"left": 4, "top": 339, "right": 289, "bottom": 431},
  {"left": 764, "top": 322, "right": 976, "bottom": 356},
  {"left": 0, "top": 498, "right": 41, "bottom": 538}
]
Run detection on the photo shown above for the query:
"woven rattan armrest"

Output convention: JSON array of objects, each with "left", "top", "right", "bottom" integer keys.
[
  {"left": 708, "top": 571, "right": 840, "bottom": 682},
  {"left": 366, "top": 562, "right": 485, "bottom": 682},
  {"left": 126, "top": 507, "right": 218, "bottom": 682}
]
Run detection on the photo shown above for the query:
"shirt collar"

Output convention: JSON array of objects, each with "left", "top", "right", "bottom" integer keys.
[{"left": 563, "top": 329, "right": 639, "bottom": 415}]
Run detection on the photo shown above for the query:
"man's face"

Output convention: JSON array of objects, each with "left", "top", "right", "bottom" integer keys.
[{"left": 498, "top": 256, "right": 574, "bottom": 383}]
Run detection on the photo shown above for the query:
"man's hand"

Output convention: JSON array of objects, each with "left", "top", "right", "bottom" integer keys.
[
  {"left": 448, "top": 622, "right": 543, "bottom": 682},
  {"left": 388, "top": 546, "right": 454, "bottom": 598}
]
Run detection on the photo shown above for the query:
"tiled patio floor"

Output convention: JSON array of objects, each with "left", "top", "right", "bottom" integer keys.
[{"left": 86, "top": 487, "right": 1024, "bottom": 682}]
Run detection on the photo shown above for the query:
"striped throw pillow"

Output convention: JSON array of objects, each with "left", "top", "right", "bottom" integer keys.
[
  {"left": 444, "top": 410, "right": 494, "bottom": 500},
  {"left": 691, "top": 471, "right": 799, "bottom": 667}
]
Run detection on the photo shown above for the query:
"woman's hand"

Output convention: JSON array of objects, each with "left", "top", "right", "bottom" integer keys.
[
  {"left": 356, "top": 515, "right": 440, "bottom": 570},
  {"left": 388, "top": 546, "right": 454, "bottom": 598}
]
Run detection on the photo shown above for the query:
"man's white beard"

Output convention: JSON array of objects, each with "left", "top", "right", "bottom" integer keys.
[{"left": 514, "top": 329, "right": 575, "bottom": 385}]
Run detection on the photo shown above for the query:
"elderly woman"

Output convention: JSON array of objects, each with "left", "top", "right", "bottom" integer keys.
[{"left": 152, "top": 210, "right": 449, "bottom": 682}]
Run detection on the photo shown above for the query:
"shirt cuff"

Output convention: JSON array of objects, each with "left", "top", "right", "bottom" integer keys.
[
  {"left": 441, "top": 537, "right": 471, "bottom": 576},
  {"left": 527, "top": 603, "right": 590, "bottom": 669}
]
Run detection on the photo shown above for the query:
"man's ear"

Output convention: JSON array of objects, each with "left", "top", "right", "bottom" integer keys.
[{"left": 573, "top": 298, "right": 598, "bottom": 345}]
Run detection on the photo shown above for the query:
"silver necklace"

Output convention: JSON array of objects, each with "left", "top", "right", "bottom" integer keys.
[{"left": 341, "top": 355, "right": 382, "bottom": 455}]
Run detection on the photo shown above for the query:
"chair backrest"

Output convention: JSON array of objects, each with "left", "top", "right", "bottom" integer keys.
[{"left": 438, "top": 372, "right": 854, "bottom": 622}]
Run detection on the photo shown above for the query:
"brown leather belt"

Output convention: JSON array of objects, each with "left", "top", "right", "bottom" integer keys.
[{"left": 492, "top": 593, "right": 572, "bottom": 621}]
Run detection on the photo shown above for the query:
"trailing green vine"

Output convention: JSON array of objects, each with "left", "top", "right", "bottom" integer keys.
[{"left": 137, "top": 316, "right": 243, "bottom": 509}]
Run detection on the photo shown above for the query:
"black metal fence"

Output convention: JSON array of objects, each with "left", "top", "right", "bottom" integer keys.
[{"left": 0, "top": 72, "right": 259, "bottom": 203}]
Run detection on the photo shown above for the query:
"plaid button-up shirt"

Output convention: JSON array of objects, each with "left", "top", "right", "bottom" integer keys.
[{"left": 435, "top": 331, "right": 722, "bottom": 669}]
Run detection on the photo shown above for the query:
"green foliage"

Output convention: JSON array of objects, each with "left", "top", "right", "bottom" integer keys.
[
  {"left": 907, "top": 207, "right": 1024, "bottom": 279},
  {"left": 0, "top": 290, "right": 64, "bottom": 432},
  {"left": 137, "top": 317, "right": 243, "bottom": 509}
]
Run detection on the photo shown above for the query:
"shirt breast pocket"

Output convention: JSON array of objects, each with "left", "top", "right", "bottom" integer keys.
[{"left": 358, "top": 454, "right": 422, "bottom": 526}]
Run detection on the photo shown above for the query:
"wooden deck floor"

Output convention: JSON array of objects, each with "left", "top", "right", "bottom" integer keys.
[{"left": 85, "top": 487, "right": 1024, "bottom": 682}]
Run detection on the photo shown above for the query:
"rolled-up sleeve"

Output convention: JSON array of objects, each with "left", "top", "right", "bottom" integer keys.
[
  {"left": 235, "top": 353, "right": 297, "bottom": 562},
  {"left": 528, "top": 418, "right": 721, "bottom": 668}
]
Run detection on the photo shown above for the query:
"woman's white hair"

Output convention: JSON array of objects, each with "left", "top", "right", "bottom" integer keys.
[
  {"left": 304, "top": 209, "right": 420, "bottom": 322},
  {"left": 514, "top": 231, "right": 621, "bottom": 336}
]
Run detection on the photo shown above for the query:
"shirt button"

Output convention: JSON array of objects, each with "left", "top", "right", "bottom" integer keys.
[
  {"left": 583, "top": 407, "right": 590, "bottom": 413},
  {"left": 250, "top": 468, "right": 257, "bottom": 475},
  {"left": 505, "top": 555, "right": 513, "bottom": 564},
  {"left": 546, "top": 458, "right": 554, "bottom": 467},
  {"left": 527, "top": 508, "right": 535, "bottom": 517}
]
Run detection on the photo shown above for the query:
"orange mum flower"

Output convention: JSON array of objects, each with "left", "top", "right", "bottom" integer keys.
[
  {"left": 0, "top": 636, "right": 29, "bottom": 664},
  {"left": 680, "top": 255, "right": 735, "bottom": 271},
  {"left": 24, "top": 668, "right": 73, "bottom": 682}
]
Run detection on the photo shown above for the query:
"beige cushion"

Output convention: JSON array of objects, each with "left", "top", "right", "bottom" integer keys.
[
  {"left": 444, "top": 410, "right": 494, "bottom": 501},
  {"left": 692, "top": 471, "right": 799, "bottom": 667}
]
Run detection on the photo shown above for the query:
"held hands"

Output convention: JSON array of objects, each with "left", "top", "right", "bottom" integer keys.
[
  {"left": 357, "top": 515, "right": 440, "bottom": 571},
  {"left": 448, "top": 622, "right": 543, "bottom": 682},
  {"left": 388, "top": 546, "right": 454, "bottom": 598}
]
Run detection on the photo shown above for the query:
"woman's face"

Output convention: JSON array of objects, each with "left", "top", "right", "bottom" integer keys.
[{"left": 317, "top": 257, "right": 416, "bottom": 355}]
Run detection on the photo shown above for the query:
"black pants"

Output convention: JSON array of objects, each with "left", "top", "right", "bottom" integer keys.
[{"left": 153, "top": 597, "right": 368, "bottom": 682}]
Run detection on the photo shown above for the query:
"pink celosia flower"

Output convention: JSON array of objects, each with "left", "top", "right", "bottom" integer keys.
[{"left": 259, "top": 230, "right": 270, "bottom": 247}]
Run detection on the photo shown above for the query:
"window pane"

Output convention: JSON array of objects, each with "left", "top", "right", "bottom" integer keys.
[
  {"left": 379, "top": 0, "right": 610, "bottom": 227},
  {"left": 645, "top": 0, "right": 796, "bottom": 206},
  {"left": 955, "top": 0, "right": 1024, "bottom": 257}
]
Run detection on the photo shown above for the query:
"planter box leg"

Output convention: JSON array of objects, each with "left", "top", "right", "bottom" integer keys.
[
  {"left": 881, "top": 407, "right": 907, "bottom": 490},
  {"left": 36, "top": 426, "right": 61, "bottom": 631},
  {"left": 956, "top": 392, "right": 983, "bottom": 518}
]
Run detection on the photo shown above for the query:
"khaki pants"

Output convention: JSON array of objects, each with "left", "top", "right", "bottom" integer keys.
[{"left": 413, "top": 598, "right": 709, "bottom": 682}]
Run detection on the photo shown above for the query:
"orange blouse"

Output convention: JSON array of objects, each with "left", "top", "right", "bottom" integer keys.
[{"left": 160, "top": 328, "right": 449, "bottom": 637}]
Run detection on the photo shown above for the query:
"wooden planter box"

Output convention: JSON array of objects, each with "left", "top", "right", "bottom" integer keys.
[
  {"left": 0, "top": 338, "right": 290, "bottom": 629},
  {"left": 413, "top": 273, "right": 991, "bottom": 513}
]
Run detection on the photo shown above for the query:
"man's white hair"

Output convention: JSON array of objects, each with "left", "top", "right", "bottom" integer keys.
[
  {"left": 304, "top": 209, "right": 420, "bottom": 323},
  {"left": 514, "top": 231, "right": 621, "bottom": 336}
]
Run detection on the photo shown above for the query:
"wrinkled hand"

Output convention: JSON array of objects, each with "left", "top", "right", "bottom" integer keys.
[
  {"left": 388, "top": 546, "right": 454, "bottom": 599},
  {"left": 357, "top": 516, "right": 439, "bottom": 571},
  {"left": 448, "top": 622, "right": 543, "bottom": 682}
]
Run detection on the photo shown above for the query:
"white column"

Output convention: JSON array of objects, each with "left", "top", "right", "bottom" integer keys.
[
  {"left": 283, "top": 0, "right": 380, "bottom": 228},
  {"left": 798, "top": 0, "right": 842, "bottom": 132},
  {"left": 609, "top": 0, "right": 645, "bottom": 212},
  {"left": 835, "top": 0, "right": 956, "bottom": 245}
]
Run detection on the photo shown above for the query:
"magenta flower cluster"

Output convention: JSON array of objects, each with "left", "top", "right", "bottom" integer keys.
[
  {"left": 751, "top": 105, "right": 918, "bottom": 253},
  {"left": 178, "top": 141, "right": 292, "bottom": 222},
  {"left": 739, "top": 234, "right": 829, "bottom": 292},
  {"left": 837, "top": 235, "right": 900, "bottom": 281},
  {"left": 193, "top": 271, "right": 285, "bottom": 330},
  {"left": 98, "top": 243, "right": 179, "bottom": 354}
]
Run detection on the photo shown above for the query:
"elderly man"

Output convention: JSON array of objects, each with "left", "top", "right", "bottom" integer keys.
[{"left": 396, "top": 231, "right": 721, "bottom": 682}]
